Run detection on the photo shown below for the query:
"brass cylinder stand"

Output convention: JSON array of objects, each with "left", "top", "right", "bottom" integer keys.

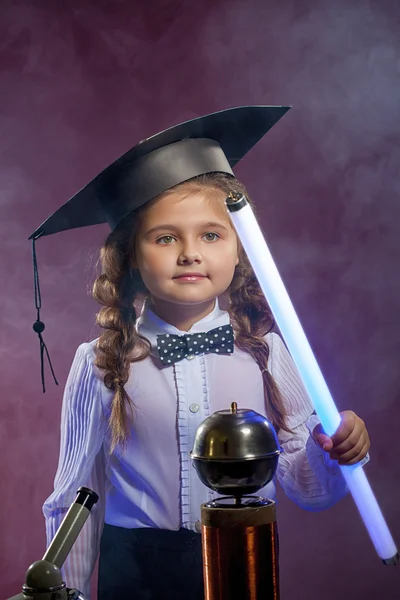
[{"left": 201, "top": 497, "right": 279, "bottom": 600}]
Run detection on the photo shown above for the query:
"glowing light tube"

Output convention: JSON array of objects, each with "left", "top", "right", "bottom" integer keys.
[{"left": 226, "top": 193, "right": 398, "bottom": 565}]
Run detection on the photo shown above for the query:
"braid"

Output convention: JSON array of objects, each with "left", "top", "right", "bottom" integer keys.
[
  {"left": 92, "top": 213, "right": 150, "bottom": 451},
  {"left": 228, "top": 253, "right": 291, "bottom": 434}
]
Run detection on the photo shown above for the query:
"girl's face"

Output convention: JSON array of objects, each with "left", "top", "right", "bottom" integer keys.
[{"left": 134, "top": 186, "right": 239, "bottom": 320}]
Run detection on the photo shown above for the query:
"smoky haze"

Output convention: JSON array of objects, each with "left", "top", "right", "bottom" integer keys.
[{"left": 0, "top": 0, "right": 399, "bottom": 598}]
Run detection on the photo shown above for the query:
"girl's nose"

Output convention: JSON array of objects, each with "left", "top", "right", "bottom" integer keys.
[{"left": 178, "top": 245, "right": 202, "bottom": 265}]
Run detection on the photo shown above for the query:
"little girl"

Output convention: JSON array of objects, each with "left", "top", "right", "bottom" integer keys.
[{"left": 31, "top": 107, "right": 370, "bottom": 600}]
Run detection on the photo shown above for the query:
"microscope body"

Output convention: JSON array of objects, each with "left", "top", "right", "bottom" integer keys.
[{"left": 7, "top": 488, "right": 96, "bottom": 600}]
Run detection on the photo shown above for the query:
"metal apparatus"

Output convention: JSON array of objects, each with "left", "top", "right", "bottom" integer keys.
[{"left": 191, "top": 402, "right": 281, "bottom": 600}]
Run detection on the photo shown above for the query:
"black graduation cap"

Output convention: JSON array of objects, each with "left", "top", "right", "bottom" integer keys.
[{"left": 29, "top": 105, "right": 290, "bottom": 390}]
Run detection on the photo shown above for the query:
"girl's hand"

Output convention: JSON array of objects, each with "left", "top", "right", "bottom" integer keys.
[{"left": 312, "top": 410, "right": 370, "bottom": 465}]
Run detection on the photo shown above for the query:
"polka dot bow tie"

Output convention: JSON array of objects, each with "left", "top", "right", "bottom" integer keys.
[{"left": 156, "top": 324, "right": 235, "bottom": 365}]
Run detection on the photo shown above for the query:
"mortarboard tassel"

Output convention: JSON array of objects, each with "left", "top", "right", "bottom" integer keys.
[{"left": 32, "top": 236, "right": 58, "bottom": 392}]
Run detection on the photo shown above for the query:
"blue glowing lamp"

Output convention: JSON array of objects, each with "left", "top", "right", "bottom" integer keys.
[{"left": 226, "top": 192, "right": 398, "bottom": 565}]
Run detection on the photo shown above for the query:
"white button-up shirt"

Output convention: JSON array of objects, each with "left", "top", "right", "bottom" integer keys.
[{"left": 43, "top": 302, "right": 348, "bottom": 598}]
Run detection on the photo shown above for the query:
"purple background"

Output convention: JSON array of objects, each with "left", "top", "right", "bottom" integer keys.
[{"left": 1, "top": 0, "right": 399, "bottom": 598}]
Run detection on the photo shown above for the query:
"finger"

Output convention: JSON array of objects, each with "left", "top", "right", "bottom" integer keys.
[
  {"left": 320, "top": 439, "right": 333, "bottom": 452},
  {"left": 313, "top": 432, "right": 333, "bottom": 451},
  {"left": 331, "top": 436, "right": 368, "bottom": 462},
  {"left": 322, "top": 438, "right": 333, "bottom": 452},
  {"left": 330, "top": 428, "right": 368, "bottom": 456},
  {"left": 330, "top": 412, "right": 357, "bottom": 446},
  {"left": 338, "top": 441, "right": 370, "bottom": 466},
  {"left": 312, "top": 424, "right": 333, "bottom": 451}
]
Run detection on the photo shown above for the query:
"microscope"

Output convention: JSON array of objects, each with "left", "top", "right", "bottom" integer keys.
[{"left": 7, "top": 487, "right": 98, "bottom": 600}]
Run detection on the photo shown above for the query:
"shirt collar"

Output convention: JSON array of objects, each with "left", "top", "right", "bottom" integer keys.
[{"left": 137, "top": 298, "right": 231, "bottom": 353}]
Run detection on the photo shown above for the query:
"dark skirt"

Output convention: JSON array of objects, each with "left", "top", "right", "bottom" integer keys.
[{"left": 98, "top": 524, "right": 204, "bottom": 600}]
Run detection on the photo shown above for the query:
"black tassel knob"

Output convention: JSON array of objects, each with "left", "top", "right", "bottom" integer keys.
[{"left": 33, "top": 320, "right": 45, "bottom": 334}]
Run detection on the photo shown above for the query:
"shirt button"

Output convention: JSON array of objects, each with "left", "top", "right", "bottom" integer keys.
[
  {"left": 189, "top": 403, "right": 199, "bottom": 413},
  {"left": 195, "top": 520, "right": 202, "bottom": 533},
  {"left": 186, "top": 354, "right": 195, "bottom": 360}
]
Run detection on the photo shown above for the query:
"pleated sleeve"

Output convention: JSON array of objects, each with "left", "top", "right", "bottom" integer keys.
[{"left": 42, "top": 343, "right": 108, "bottom": 598}]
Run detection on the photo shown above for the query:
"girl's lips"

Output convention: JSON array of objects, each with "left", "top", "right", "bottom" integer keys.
[{"left": 173, "top": 273, "right": 208, "bottom": 281}]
